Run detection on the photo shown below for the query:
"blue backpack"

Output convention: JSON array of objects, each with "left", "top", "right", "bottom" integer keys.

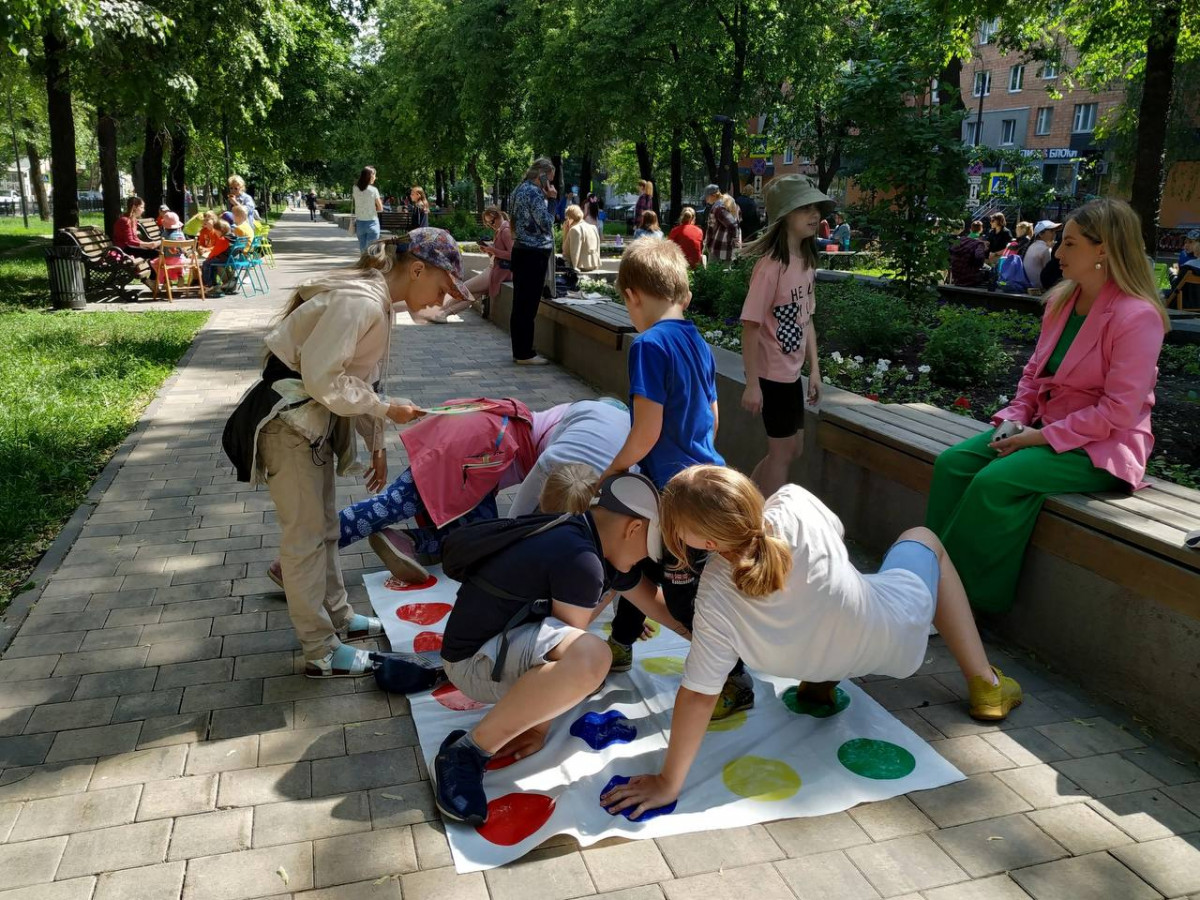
[{"left": 996, "top": 247, "right": 1030, "bottom": 294}]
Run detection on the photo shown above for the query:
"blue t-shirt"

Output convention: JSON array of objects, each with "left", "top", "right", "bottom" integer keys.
[{"left": 628, "top": 318, "right": 724, "bottom": 488}]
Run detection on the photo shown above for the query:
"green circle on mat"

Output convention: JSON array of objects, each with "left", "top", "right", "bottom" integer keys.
[
  {"left": 640, "top": 656, "right": 684, "bottom": 676},
  {"left": 722, "top": 756, "right": 801, "bottom": 801},
  {"left": 837, "top": 738, "right": 916, "bottom": 780},
  {"left": 782, "top": 686, "right": 850, "bottom": 718}
]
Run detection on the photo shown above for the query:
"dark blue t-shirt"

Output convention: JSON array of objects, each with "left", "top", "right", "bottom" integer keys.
[
  {"left": 441, "top": 513, "right": 640, "bottom": 662},
  {"left": 628, "top": 318, "right": 724, "bottom": 488}
]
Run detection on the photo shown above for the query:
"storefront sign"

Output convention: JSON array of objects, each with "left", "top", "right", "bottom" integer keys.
[{"left": 1021, "top": 148, "right": 1080, "bottom": 160}]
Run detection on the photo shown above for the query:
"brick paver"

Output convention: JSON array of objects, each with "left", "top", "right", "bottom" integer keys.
[{"left": 1, "top": 209, "right": 1197, "bottom": 899}]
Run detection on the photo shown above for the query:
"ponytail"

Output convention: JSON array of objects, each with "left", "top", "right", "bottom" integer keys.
[
  {"left": 661, "top": 465, "right": 792, "bottom": 599},
  {"left": 730, "top": 531, "right": 792, "bottom": 598}
]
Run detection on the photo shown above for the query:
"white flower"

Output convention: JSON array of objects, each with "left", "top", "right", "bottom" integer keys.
[
  {"left": 905, "top": 374, "right": 914, "bottom": 381},
  {"left": 917, "top": 364, "right": 931, "bottom": 374},
  {"left": 830, "top": 351, "right": 843, "bottom": 364},
  {"left": 846, "top": 358, "right": 860, "bottom": 370},
  {"left": 853, "top": 355, "right": 864, "bottom": 364},
  {"left": 999, "top": 395, "right": 1010, "bottom": 405}
]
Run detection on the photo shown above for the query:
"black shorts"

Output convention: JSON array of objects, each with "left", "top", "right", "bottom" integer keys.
[{"left": 759, "top": 377, "right": 806, "bottom": 439}]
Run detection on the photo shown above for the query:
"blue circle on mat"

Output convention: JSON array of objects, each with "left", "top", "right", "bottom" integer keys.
[
  {"left": 570, "top": 710, "right": 637, "bottom": 750},
  {"left": 600, "top": 775, "right": 678, "bottom": 821}
]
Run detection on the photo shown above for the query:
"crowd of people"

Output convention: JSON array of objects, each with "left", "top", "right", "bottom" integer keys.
[
  {"left": 949, "top": 211, "right": 1070, "bottom": 295},
  {"left": 110, "top": 174, "right": 261, "bottom": 295}
]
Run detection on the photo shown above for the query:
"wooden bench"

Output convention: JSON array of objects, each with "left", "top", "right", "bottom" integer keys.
[
  {"left": 379, "top": 209, "right": 413, "bottom": 235},
  {"left": 138, "top": 218, "right": 162, "bottom": 243},
  {"left": 1166, "top": 270, "right": 1200, "bottom": 311},
  {"left": 936, "top": 282, "right": 1044, "bottom": 314},
  {"left": 537, "top": 294, "right": 635, "bottom": 350},
  {"left": 60, "top": 226, "right": 151, "bottom": 303},
  {"left": 815, "top": 394, "right": 1200, "bottom": 749}
]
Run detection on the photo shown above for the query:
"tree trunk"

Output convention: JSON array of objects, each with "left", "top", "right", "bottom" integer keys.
[
  {"left": 1129, "top": 0, "right": 1180, "bottom": 253},
  {"left": 97, "top": 110, "right": 121, "bottom": 236},
  {"left": 222, "top": 112, "right": 231, "bottom": 181},
  {"left": 434, "top": 168, "right": 444, "bottom": 206},
  {"left": 718, "top": 119, "right": 735, "bottom": 195},
  {"left": 578, "top": 151, "right": 592, "bottom": 199},
  {"left": 21, "top": 129, "right": 50, "bottom": 220},
  {"left": 165, "top": 125, "right": 187, "bottom": 216},
  {"left": 691, "top": 123, "right": 719, "bottom": 184},
  {"left": 467, "top": 156, "right": 485, "bottom": 215},
  {"left": 142, "top": 119, "right": 165, "bottom": 212},
  {"left": 669, "top": 128, "right": 683, "bottom": 226},
  {"left": 43, "top": 25, "right": 79, "bottom": 238},
  {"left": 550, "top": 153, "right": 564, "bottom": 204}
]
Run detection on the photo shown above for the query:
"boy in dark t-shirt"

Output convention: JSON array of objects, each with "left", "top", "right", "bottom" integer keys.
[{"left": 434, "top": 473, "right": 670, "bottom": 826}]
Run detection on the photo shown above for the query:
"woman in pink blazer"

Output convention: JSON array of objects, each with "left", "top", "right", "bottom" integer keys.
[{"left": 926, "top": 199, "right": 1169, "bottom": 612}]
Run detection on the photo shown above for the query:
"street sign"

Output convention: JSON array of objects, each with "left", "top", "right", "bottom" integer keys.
[
  {"left": 968, "top": 162, "right": 984, "bottom": 176},
  {"left": 751, "top": 158, "right": 766, "bottom": 175},
  {"left": 749, "top": 137, "right": 770, "bottom": 159}
]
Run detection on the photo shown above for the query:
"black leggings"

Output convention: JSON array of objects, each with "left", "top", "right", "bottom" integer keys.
[{"left": 509, "top": 245, "right": 551, "bottom": 360}]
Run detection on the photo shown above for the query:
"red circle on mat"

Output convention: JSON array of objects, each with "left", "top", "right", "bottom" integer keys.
[
  {"left": 485, "top": 753, "right": 518, "bottom": 772},
  {"left": 385, "top": 574, "right": 439, "bottom": 592},
  {"left": 396, "top": 602, "right": 452, "bottom": 625},
  {"left": 476, "top": 793, "right": 556, "bottom": 846},
  {"left": 432, "top": 682, "right": 487, "bottom": 711},
  {"left": 413, "top": 631, "right": 443, "bottom": 653}
]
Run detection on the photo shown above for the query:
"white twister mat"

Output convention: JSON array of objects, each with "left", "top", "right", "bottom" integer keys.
[{"left": 365, "top": 567, "right": 964, "bottom": 872}]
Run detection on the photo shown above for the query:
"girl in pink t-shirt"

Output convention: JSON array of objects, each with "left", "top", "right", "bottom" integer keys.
[{"left": 739, "top": 175, "right": 836, "bottom": 496}]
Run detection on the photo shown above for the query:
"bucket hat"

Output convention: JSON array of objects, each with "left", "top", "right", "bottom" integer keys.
[{"left": 764, "top": 175, "right": 836, "bottom": 222}]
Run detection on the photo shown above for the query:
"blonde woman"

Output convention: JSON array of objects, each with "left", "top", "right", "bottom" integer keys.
[
  {"left": 227, "top": 175, "right": 257, "bottom": 224},
  {"left": 601, "top": 466, "right": 1021, "bottom": 821},
  {"left": 562, "top": 203, "right": 600, "bottom": 271},
  {"left": 927, "top": 199, "right": 1169, "bottom": 613},
  {"left": 222, "top": 229, "right": 470, "bottom": 677},
  {"left": 1014, "top": 220, "right": 1034, "bottom": 256},
  {"left": 702, "top": 185, "right": 741, "bottom": 263},
  {"left": 408, "top": 186, "right": 429, "bottom": 229},
  {"left": 633, "top": 210, "right": 664, "bottom": 240}
]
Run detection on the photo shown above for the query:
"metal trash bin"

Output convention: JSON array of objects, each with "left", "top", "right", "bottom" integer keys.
[{"left": 45, "top": 245, "right": 87, "bottom": 310}]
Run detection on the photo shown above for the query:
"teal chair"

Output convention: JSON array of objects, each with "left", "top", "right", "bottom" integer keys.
[{"left": 223, "top": 237, "right": 267, "bottom": 297}]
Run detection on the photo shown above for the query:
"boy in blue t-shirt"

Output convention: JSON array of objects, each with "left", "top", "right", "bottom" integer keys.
[{"left": 598, "top": 238, "right": 752, "bottom": 720}]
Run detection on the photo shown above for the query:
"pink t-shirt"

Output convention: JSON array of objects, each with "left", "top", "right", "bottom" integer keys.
[{"left": 740, "top": 254, "right": 815, "bottom": 384}]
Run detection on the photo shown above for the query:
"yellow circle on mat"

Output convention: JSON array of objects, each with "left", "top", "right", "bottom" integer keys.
[
  {"left": 722, "top": 756, "right": 801, "bottom": 801},
  {"left": 708, "top": 710, "right": 747, "bottom": 732},
  {"left": 640, "top": 656, "right": 684, "bottom": 676}
]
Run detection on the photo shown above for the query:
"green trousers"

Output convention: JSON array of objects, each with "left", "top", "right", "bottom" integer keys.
[{"left": 925, "top": 429, "right": 1122, "bottom": 613}]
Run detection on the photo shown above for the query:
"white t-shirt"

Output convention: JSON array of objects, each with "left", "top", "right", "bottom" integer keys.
[
  {"left": 681, "top": 485, "right": 935, "bottom": 694},
  {"left": 352, "top": 185, "right": 381, "bottom": 222},
  {"left": 1023, "top": 239, "right": 1052, "bottom": 287}
]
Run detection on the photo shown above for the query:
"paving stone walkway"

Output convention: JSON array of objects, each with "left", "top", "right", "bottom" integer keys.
[{"left": 1, "top": 209, "right": 1198, "bottom": 900}]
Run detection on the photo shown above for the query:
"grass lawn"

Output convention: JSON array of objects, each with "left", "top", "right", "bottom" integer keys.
[
  {"left": 0, "top": 213, "right": 106, "bottom": 255},
  {"left": 0, "top": 243, "right": 209, "bottom": 610}
]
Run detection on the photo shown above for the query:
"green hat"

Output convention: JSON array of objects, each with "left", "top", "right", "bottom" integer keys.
[{"left": 764, "top": 174, "right": 836, "bottom": 222}]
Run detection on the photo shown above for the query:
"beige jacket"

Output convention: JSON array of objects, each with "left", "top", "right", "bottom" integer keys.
[
  {"left": 262, "top": 269, "right": 394, "bottom": 476},
  {"left": 564, "top": 220, "right": 601, "bottom": 272}
]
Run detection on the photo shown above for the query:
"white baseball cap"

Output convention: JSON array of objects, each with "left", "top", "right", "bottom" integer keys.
[
  {"left": 592, "top": 472, "right": 662, "bottom": 561},
  {"left": 1033, "top": 219, "right": 1061, "bottom": 237}
]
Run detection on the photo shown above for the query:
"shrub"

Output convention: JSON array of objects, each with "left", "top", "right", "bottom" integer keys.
[
  {"left": 818, "top": 282, "right": 917, "bottom": 359},
  {"left": 923, "top": 310, "right": 1010, "bottom": 387},
  {"left": 688, "top": 260, "right": 751, "bottom": 320}
]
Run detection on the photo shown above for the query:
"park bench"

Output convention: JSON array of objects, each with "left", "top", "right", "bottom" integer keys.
[
  {"left": 814, "top": 391, "right": 1200, "bottom": 749},
  {"left": 936, "top": 282, "right": 1044, "bottom": 314},
  {"left": 1165, "top": 270, "right": 1200, "bottom": 311},
  {"left": 378, "top": 209, "right": 413, "bottom": 235},
  {"left": 537, "top": 294, "right": 635, "bottom": 350},
  {"left": 138, "top": 218, "right": 162, "bottom": 243},
  {"left": 59, "top": 226, "right": 151, "bottom": 303}
]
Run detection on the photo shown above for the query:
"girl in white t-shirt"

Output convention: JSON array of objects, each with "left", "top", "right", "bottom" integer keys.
[
  {"left": 602, "top": 465, "right": 1022, "bottom": 821},
  {"left": 740, "top": 176, "right": 833, "bottom": 498},
  {"left": 352, "top": 166, "right": 384, "bottom": 254}
]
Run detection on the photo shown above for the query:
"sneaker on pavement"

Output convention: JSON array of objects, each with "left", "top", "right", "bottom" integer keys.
[
  {"left": 433, "top": 729, "right": 489, "bottom": 825},
  {"left": 305, "top": 644, "right": 373, "bottom": 679},
  {"left": 514, "top": 355, "right": 550, "bottom": 366},
  {"left": 607, "top": 637, "right": 632, "bottom": 673},
  {"left": 368, "top": 528, "right": 430, "bottom": 583},
  {"left": 712, "top": 671, "right": 755, "bottom": 720},
  {"left": 968, "top": 666, "right": 1022, "bottom": 721},
  {"left": 267, "top": 559, "right": 284, "bottom": 590}
]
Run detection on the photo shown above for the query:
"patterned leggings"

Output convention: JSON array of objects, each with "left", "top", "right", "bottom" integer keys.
[{"left": 337, "top": 467, "right": 498, "bottom": 556}]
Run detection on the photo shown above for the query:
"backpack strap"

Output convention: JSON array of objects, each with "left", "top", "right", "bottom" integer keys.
[{"left": 470, "top": 513, "right": 573, "bottom": 681}]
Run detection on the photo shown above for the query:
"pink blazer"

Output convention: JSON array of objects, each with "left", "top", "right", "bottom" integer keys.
[
  {"left": 488, "top": 221, "right": 514, "bottom": 299},
  {"left": 993, "top": 281, "right": 1165, "bottom": 489}
]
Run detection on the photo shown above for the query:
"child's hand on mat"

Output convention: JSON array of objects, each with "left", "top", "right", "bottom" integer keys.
[
  {"left": 988, "top": 425, "right": 1047, "bottom": 458},
  {"left": 365, "top": 450, "right": 388, "bottom": 493},
  {"left": 386, "top": 404, "right": 425, "bottom": 425},
  {"left": 807, "top": 372, "right": 822, "bottom": 406},
  {"left": 741, "top": 383, "right": 763, "bottom": 415},
  {"left": 601, "top": 774, "right": 679, "bottom": 820}
]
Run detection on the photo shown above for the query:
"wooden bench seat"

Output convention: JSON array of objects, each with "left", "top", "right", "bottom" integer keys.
[
  {"left": 138, "top": 218, "right": 162, "bottom": 244},
  {"left": 537, "top": 295, "right": 635, "bottom": 350},
  {"left": 936, "top": 282, "right": 1045, "bottom": 314},
  {"left": 818, "top": 397, "right": 1200, "bottom": 617},
  {"left": 379, "top": 209, "right": 413, "bottom": 235},
  {"left": 60, "top": 226, "right": 150, "bottom": 303}
]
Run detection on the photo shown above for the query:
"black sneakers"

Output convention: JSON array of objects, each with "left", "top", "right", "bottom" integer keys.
[{"left": 433, "top": 729, "right": 489, "bottom": 825}]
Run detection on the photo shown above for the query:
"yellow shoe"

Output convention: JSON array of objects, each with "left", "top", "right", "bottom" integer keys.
[
  {"left": 968, "top": 666, "right": 1022, "bottom": 721},
  {"left": 607, "top": 637, "right": 632, "bottom": 673}
]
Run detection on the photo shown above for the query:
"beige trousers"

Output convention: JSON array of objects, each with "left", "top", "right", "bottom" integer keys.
[{"left": 258, "top": 418, "right": 354, "bottom": 660}]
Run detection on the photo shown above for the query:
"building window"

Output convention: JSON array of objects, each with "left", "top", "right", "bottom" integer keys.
[
  {"left": 1073, "top": 103, "right": 1097, "bottom": 133},
  {"left": 1009, "top": 65, "right": 1025, "bottom": 92},
  {"left": 973, "top": 71, "right": 991, "bottom": 97},
  {"left": 979, "top": 19, "right": 999, "bottom": 44},
  {"left": 783, "top": 147, "right": 794, "bottom": 165},
  {"left": 965, "top": 121, "right": 981, "bottom": 145},
  {"left": 1040, "top": 63, "right": 1059, "bottom": 79},
  {"left": 1036, "top": 107, "right": 1053, "bottom": 135},
  {"left": 1001, "top": 119, "right": 1017, "bottom": 145}
]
